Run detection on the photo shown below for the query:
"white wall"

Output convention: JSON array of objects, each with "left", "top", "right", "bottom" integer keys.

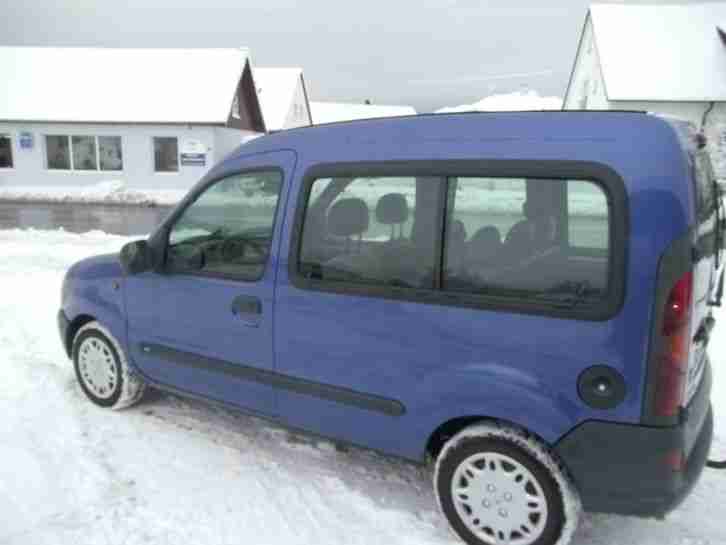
[
  {"left": 213, "top": 127, "right": 256, "bottom": 163},
  {"left": 609, "top": 101, "right": 726, "bottom": 180},
  {"left": 564, "top": 18, "right": 609, "bottom": 110},
  {"left": 282, "top": 77, "right": 311, "bottom": 130},
  {"left": 0, "top": 122, "right": 254, "bottom": 190}
]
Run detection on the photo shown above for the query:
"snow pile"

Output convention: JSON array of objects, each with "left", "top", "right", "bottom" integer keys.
[
  {"left": 0, "top": 228, "right": 725, "bottom": 545},
  {"left": 436, "top": 90, "right": 563, "bottom": 114},
  {"left": 311, "top": 101, "right": 417, "bottom": 124},
  {"left": 0, "top": 180, "right": 186, "bottom": 206}
]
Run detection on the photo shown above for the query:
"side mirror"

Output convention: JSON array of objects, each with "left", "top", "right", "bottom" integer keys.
[{"left": 119, "top": 240, "right": 154, "bottom": 275}]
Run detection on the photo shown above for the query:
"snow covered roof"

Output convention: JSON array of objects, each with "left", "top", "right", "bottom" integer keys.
[
  {"left": 0, "top": 47, "right": 259, "bottom": 125},
  {"left": 254, "top": 68, "right": 310, "bottom": 131},
  {"left": 436, "top": 91, "right": 562, "bottom": 113},
  {"left": 588, "top": 3, "right": 726, "bottom": 101},
  {"left": 310, "top": 102, "right": 416, "bottom": 124}
]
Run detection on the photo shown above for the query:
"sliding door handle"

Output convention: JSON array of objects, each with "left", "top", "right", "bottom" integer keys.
[{"left": 230, "top": 295, "right": 262, "bottom": 316}]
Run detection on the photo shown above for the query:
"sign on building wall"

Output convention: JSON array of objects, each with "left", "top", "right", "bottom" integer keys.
[
  {"left": 181, "top": 139, "right": 207, "bottom": 166},
  {"left": 19, "top": 132, "right": 33, "bottom": 150}
]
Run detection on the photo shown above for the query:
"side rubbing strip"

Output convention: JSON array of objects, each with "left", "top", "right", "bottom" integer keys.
[{"left": 139, "top": 343, "right": 406, "bottom": 417}]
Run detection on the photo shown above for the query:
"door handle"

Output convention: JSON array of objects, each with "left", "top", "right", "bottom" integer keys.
[{"left": 230, "top": 295, "right": 262, "bottom": 317}]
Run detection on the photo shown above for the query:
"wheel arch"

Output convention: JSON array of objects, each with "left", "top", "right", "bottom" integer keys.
[
  {"left": 64, "top": 314, "right": 96, "bottom": 357},
  {"left": 425, "top": 415, "right": 555, "bottom": 462}
]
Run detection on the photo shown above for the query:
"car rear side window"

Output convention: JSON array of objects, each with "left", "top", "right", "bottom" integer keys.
[
  {"left": 292, "top": 163, "right": 624, "bottom": 320},
  {"left": 298, "top": 176, "right": 443, "bottom": 289},
  {"left": 443, "top": 177, "right": 610, "bottom": 302}
]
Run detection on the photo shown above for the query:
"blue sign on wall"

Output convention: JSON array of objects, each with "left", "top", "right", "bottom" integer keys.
[{"left": 19, "top": 132, "right": 33, "bottom": 150}]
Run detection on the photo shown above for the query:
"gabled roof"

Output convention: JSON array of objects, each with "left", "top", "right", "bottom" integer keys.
[
  {"left": 310, "top": 101, "right": 416, "bottom": 124},
  {"left": 254, "top": 67, "right": 311, "bottom": 131},
  {"left": 0, "top": 47, "right": 259, "bottom": 125},
  {"left": 587, "top": 3, "right": 726, "bottom": 101}
]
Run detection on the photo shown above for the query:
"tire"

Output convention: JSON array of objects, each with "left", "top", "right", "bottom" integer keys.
[
  {"left": 72, "top": 321, "right": 146, "bottom": 410},
  {"left": 434, "top": 421, "right": 581, "bottom": 545}
]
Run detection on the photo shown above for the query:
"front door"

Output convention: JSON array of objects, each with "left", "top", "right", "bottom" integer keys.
[{"left": 125, "top": 151, "right": 295, "bottom": 415}]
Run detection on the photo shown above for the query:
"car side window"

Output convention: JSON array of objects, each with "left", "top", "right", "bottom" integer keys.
[
  {"left": 443, "top": 177, "right": 610, "bottom": 300},
  {"left": 298, "top": 176, "right": 443, "bottom": 289},
  {"left": 167, "top": 170, "right": 282, "bottom": 280}
]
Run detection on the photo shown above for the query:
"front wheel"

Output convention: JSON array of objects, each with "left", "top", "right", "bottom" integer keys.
[
  {"left": 434, "top": 422, "right": 581, "bottom": 545},
  {"left": 72, "top": 321, "right": 146, "bottom": 410}
]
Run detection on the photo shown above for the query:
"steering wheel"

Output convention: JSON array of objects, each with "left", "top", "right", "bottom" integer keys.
[{"left": 220, "top": 238, "right": 268, "bottom": 262}]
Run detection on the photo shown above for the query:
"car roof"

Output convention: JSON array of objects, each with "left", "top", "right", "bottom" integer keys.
[{"left": 235, "top": 110, "right": 655, "bottom": 156}]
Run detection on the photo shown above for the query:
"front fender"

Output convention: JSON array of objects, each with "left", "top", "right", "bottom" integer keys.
[
  {"left": 63, "top": 257, "right": 127, "bottom": 355},
  {"left": 406, "top": 363, "right": 581, "bottom": 459}
]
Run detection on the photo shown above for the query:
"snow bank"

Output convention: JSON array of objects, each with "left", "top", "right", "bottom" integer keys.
[
  {"left": 0, "top": 180, "right": 186, "bottom": 206},
  {"left": 436, "top": 90, "right": 563, "bottom": 113}
]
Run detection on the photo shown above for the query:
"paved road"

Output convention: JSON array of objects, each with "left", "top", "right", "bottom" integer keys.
[{"left": 0, "top": 202, "right": 173, "bottom": 236}]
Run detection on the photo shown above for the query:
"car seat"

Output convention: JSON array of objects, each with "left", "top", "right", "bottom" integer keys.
[
  {"left": 374, "top": 193, "right": 423, "bottom": 287},
  {"left": 324, "top": 198, "right": 378, "bottom": 278},
  {"left": 504, "top": 200, "right": 557, "bottom": 259}
]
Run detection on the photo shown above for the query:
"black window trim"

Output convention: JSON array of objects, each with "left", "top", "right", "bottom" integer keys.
[
  {"left": 0, "top": 133, "right": 14, "bottom": 169},
  {"left": 159, "top": 166, "right": 286, "bottom": 283},
  {"left": 288, "top": 160, "right": 628, "bottom": 321}
]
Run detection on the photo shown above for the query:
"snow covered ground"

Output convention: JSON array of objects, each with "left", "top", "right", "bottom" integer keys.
[
  {"left": 0, "top": 180, "right": 186, "bottom": 207},
  {"left": 1, "top": 228, "right": 725, "bottom": 545}
]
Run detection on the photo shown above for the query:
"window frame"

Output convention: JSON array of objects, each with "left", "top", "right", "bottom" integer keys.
[
  {"left": 44, "top": 134, "right": 123, "bottom": 172},
  {"left": 288, "top": 160, "right": 628, "bottom": 321},
  {"left": 153, "top": 136, "right": 180, "bottom": 174},
  {"left": 0, "top": 134, "right": 14, "bottom": 169},
  {"left": 160, "top": 167, "right": 286, "bottom": 282}
]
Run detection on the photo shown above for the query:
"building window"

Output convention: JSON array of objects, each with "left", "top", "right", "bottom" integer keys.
[
  {"left": 154, "top": 137, "right": 179, "bottom": 173},
  {"left": 45, "top": 135, "right": 123, "bottom": 171},
  {"left": 72, "top": 136, "right": 98, "bottom": 171},
  {"left": 46, "top": 135, "right": 71, "bottom": 170},
  {"left": 99, "top": 136, "right": 123, "bottom": 171},
  {"left": 0, "top": 135, "right": 13, "bottom": 168}
]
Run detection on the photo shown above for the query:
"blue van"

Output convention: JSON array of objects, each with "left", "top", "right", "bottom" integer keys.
[{"left": 58, "top": 112, "right": 721, "bottom": 545}]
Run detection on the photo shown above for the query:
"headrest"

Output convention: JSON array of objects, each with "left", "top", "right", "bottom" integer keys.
[
  {"left": 375, "top": 193, "right": 408, "bottom": 225},
  {"left": 447, "top": 219, "right": 467, "bottom": 243},
  {"left": 327, "top": 198, "right": 369, "bottom": 237},
  {"left": 468, "top": 226, "right": 502, "bottom": 259}
]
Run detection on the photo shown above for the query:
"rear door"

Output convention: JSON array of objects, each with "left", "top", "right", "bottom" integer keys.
[{"left": 686, "top": 149, "right": 720, "bottom": 402}]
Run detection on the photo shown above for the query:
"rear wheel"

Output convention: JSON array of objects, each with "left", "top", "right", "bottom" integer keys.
[
  {"left": 434, "top": 422, "right": 581, "bottom": 545},
  {"left": 72, "top": 321, "right": 146, "bottom": 410}
]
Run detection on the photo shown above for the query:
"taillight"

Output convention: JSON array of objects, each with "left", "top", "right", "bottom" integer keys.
[{"left": 653, "top": 271, "right": 693, "bottom": 418}]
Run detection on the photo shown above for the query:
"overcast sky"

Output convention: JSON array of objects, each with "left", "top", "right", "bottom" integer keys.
[{"left": 0, "top": 0, "right": 716, "bottom": 112}]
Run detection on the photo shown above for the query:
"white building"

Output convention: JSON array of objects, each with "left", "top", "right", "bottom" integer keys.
[
  {"left": 254, "top": 68, "right": 312, "bottom": 131},
  {"left": 563, "top": 3, "right": 726, "bottom": 178},
  {"left": 0, "top": 47, "right": 266, "bottom": 190},
  {"left": 310, "top": 101, "right": 416, "bottom": 124}
]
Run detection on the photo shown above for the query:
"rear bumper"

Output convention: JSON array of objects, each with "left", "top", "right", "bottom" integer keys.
[
  {"left": 555, "top": 358, "right": 714, "bottom": 517},
  {"left": 58, "top": 309, "right": 70, "bottom": 357}
]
